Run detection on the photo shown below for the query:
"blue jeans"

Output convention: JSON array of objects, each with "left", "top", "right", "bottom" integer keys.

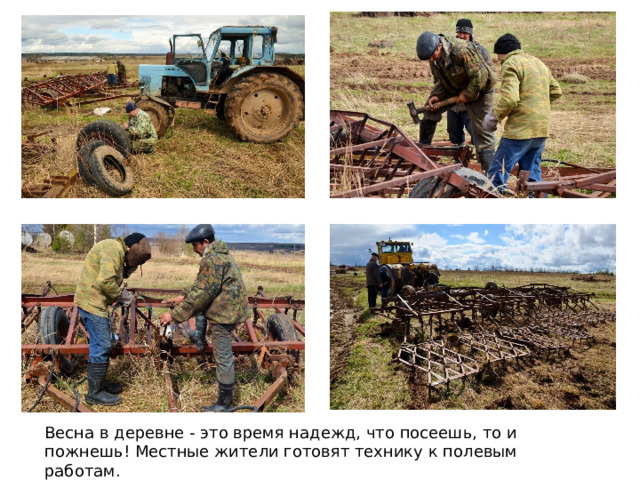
[
  {"left": 447, "top": 109, "right": 473, "bottom": 146},
  {"left": 107, "top": 74, "right": 117, "bottom": 86},
  {"left": 78, "top": 308, "right": 112, "bottom": 363},
  {"left": 488, "top": 137, "right": 546, "bottom": 189}
]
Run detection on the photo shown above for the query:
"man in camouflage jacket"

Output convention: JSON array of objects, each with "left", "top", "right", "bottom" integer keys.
[
  {"left": 160, "top": 224, "right": 250, "bottom": 412},
  {"left": 123, "top": 102, "right": 157, "bottom": 154},
  {"left": 416, "top": 30, "right": 498, "bottom": 172},
  {"left": 484, "top": 34, "right": 562, "bottom": 193},
  {"left": 74, "top": 233, "right": 151, "bottom": 406}
]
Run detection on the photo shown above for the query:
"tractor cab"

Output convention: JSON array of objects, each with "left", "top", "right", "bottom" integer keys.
[
  {"left": 171, "top": 26, "right": 278, "bottom": 94},
  {"left": 376, "top": 239, "right": 414, "bottom": 265}
]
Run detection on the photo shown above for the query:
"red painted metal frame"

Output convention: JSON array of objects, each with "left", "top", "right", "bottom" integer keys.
[{"left": 22, "top": 287, "right": 305, "bottom": 412}]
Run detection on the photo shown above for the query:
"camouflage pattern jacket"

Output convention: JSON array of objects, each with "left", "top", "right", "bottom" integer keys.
[
  {"left": 429, "top": 35, "right": 497, "bottom": 102},
  {"left": 170, "top": 240, "right": 250, "bottom": 325},
  {"left": 74, "top": 238, "right": 126, "bottom": 318},
  {"left": 128, "top": 109, "right": 158, "bottom": 142},
  {"left": 494, "top": 50, "right": 562, "bottom": 139}
]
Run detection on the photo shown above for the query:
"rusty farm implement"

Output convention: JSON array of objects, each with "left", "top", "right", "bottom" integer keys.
[
  {"left": 22, "top": 286, "right": 305, "bottom": 412},
  {"left": 375, "top": 283, "right": 614, "bottom": 392}
]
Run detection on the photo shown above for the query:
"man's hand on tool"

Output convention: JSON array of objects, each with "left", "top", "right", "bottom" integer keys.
[
  {"left": 118, "top": 288, "right": 134, "bottom": 307},
  {"left": 162, "top": 295, "right": 185, "bottom": 306},
  {"left": 456, "top": 92, "right": 469, "bottom": 104},
  {"left": 482, "top": 112, "right": 498, "bottom": 131},
  {"left": 427, "top": 96, "right": 440, "bottom": 111},
  {"left": 159, "top": 311, "right": 174, "bottom": 327}
]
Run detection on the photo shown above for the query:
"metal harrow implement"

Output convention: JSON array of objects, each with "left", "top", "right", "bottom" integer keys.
[
  {"left": 329, "top": 110, "right": 616, "bottom": 198},
  {"left": 21, "top": 286, "right": 305, "bottom": 412},
  {"left": 376, "top": 283, "right": 612, "bottom": 389}
]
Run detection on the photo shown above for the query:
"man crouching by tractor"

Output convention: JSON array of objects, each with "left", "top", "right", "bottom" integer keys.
[
  {"left": 123, "top": 101, "right": 157, "bottom": 154},
  {"left": 159, "top": 224, "right": 250, "bottom": 412},
  {"left": 74, "top": 233, "right": 152, "bottom": 406}
]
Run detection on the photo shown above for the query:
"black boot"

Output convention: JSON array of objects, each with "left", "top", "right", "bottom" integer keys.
[
  {"left": 419, "top": 120, "right": 438, "bottom": 145},
  {"left": 201, "top": 382, "right": 234, "bottom": 412},
  {"left": 86, "top": 362, "right": 121, "bottom": 406},
  {"left": 103, "top": 362, "right": 122, "bottom": 394},
  {"left": 478, "top": 149, "right": 495, "bottom": 175},
  {"left": 188, "top": 315, "right": 208, "bottom": 352}
]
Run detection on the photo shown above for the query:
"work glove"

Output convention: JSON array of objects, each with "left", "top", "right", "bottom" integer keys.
[
  {"left": 118, "top": 288, "right": 134, "bottom": 307},
  {"left": 482, "top": 112, "right": 498, "bottom": 132}
]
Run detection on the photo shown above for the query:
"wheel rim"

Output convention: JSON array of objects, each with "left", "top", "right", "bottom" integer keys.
[
  {"left": 103, "top": 155, "right": 127, "bottom": 184},
  {"left": 239, "top": 87, "right": 290, "bottom": 134}
]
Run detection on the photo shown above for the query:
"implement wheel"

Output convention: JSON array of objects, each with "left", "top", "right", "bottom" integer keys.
[
  {"left": 409, "top": 167, "right": 498, "bottom": 198},
  {"left": 38, "top": 307, "right": 76, "bottom": 375},
  {"left": 266, "top": 313, "right": 300, "bottom": 364},
  {"left": 224, "top": 72, "right": 303, "bottom": 143}
]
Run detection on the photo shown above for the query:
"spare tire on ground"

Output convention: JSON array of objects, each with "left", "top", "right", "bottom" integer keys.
[
  {"left": 88, "top": 145, "right": 134, "bottom": 197},
  {"left": 76, "top": 120, "right": 131, "bottom": 159},
  {"left": 77, "top": 138, "right": 110, "bottom": 185}
]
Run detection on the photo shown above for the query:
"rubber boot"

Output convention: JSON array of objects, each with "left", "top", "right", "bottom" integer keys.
[
  {"left": 478, "top": 149, "right": 495, "bottom": 175},
  {"left": 86, "top": 362, "right": 121, "bottom": 406},
  {"left": 103, "top": 361, "right": 122, "bottom": 394},
  {"left": 188, "top": 314, "right": 208, "bottom": 352},
  {"left": 201, "top": 382, "right": 234, "bottom": 412},
  {"left": 418, "top": 120, "right": 438, "bottom": 145}
]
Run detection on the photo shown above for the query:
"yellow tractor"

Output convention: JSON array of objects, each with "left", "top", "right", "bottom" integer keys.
[{"left": 374, "top": 239, "right": 440, "bottom": 296}]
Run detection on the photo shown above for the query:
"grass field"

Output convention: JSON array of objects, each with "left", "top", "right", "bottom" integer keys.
[
  {"left": 21, "top": 56, "right": 305, "bottom": 198},
  {"left": 330, "top": 268, "right": 615, "bottom": 410},
  {"left": 21, "top": 249, "right": 305, "bottom": 412},
  {"left": 330, "top": 12, "right": 616, "bottom": 169}
]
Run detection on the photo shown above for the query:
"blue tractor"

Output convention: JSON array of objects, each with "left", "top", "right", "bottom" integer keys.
[{"left": 137, "top": 26, "right": 304, "bottom": 144}]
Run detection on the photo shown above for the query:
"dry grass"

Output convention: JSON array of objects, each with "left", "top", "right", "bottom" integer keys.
[
  {"left": 21, "top": 57, "right": 305, "bottom": 198},
  {"left": 21, "top": 249, "right": 305, "bottom": 412}
]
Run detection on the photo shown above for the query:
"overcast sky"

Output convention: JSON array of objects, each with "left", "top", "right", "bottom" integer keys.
[
  {"left": 21, "top": 15, "right": 305, "bottom": 54},
  {"left": 23, "top": 224, "right": 305, "bottom": 244},
  {"left": 330, "top": 224, "right": 616, "bottom": 273}
]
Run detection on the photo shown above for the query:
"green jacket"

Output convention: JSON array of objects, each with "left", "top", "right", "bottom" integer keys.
[
  {"left": 74, "top": 238, "right": 126, "bottom": 317},
  {"left": 171, "top": 240, "right": 250, "bottom": 325},
  {"left": 128, "top": 109, "right": 157, "bottom": 142},
  {"left": 494, "top": 50, "right": 562, "bottom": 139},
  {"left": 429, "top": 35, "right": 497, "bottom": 101}
]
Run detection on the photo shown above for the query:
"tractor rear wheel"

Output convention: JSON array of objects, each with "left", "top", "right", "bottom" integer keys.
[
  {"left": 136, "top": 99, "right": 171, "bottom": 137},
  {"left": 224, "top": 72, "right": 303, "bottom": 143}
]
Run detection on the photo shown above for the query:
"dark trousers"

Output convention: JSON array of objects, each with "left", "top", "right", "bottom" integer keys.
[
  {"left": 367, "top": 285, "right": 379, "bottom": 308},
  {"left": 447, "top": 109, "right": 474, "bottom": 146}
]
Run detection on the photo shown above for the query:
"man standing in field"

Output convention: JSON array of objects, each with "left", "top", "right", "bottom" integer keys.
[
  {"left": 123, "top": 102, "right": 158, "bottom": 154},
  {"left": 106, "top": 62, "right": 118, "bottom": 87},
  {"left": 75, "top": 233, "right": 151, "bottom": 406},
  {"left": 416, "top": 29, "right": 497, "bottom": 173},
  {"left": 446, "top": 19, "right": 494, "bottom": 150},
  {"left": 159, "top": 225, "right": 250, "bottom": 412},
  {"left": 116, "top": 60, "right": 127, "bottom": 85},
  {"left": 366, "top": 252, "right": 383, "bottom": 309},
  {"left": 483, "top": 34, "right": 562, "bottom": 193}
]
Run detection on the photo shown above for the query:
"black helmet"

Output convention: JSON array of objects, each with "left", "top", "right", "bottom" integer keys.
[
  {"left": 185, "top": 224, "right": 215, "bottom": 244},
  {"left": 417, "top": 31, "right": 440, "bottom": 60}
]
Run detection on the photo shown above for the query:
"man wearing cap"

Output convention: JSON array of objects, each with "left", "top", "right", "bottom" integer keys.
[
  {"left": 483, "top": 34, "right": 562, "bottom": 193},
  {"left": 116, "top": 60, "right": 127, "bottom": 85},
  {"left": 159, "top": 225, "right": 250, "bottom": 412},
  {"left": 365, "top": 252, "right": 383, "bottom": 309},
  {"left": 75, "top": 233, "right": 152, "bottom": 406},
  {"left": 447, "top": 19, "right": 494, "bottom": 150},
  {"left": 123, "top": 102, "right": 157, "bottom": 154},
  {"left": 416, "top": 29, "right": 498, "bottom": 173}
]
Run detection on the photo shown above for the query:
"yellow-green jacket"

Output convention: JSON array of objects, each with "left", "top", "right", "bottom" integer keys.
[
  {"left": 74, "top": 238, "right": 126, "bottom": 317},
  {"left": 494, "top": 50, "right": 562, "bottom": 139},
  {"left": 170, "top": 240, "right": 250, "bottom": 325}
]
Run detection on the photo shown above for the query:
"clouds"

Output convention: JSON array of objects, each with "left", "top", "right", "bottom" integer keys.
[
  {"left": 330, "top": 224, "right": 616, "bottom": 273},
  {"left": 22, "top": 16, "right": 305, "bottom": 54}
]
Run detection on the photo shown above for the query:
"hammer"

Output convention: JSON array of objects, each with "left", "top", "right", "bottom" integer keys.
[{"left": 407, "top": 97, "right": 460, "bottom": 124}]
